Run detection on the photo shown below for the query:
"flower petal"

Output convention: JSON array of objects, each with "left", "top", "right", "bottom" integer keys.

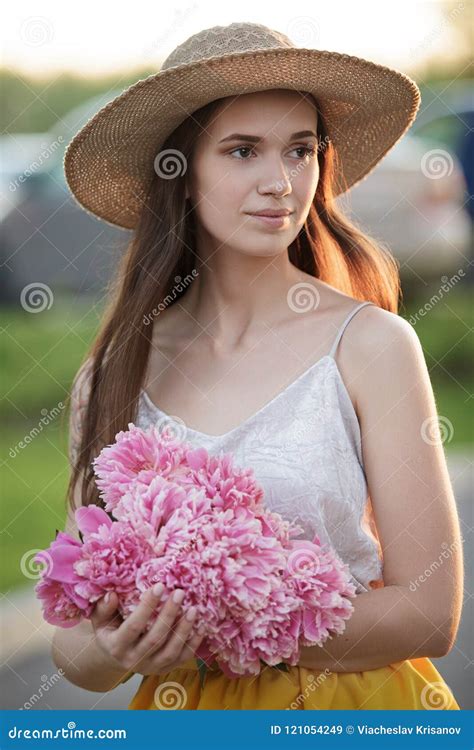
[{"left": 76, "top": 505, "right": 112, "bottom": 536}]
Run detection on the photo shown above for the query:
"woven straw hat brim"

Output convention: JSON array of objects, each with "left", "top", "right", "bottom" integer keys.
[{"left": 63, "top": 46, "right": 421, "bottom": 230}]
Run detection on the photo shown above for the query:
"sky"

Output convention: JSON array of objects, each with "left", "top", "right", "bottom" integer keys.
[{"left": 2, "top": 0, "right": 468, "bottom": 77}]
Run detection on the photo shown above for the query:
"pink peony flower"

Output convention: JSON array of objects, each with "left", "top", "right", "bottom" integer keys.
[
  {"left": 35, "top": 423, "right": 357, "bottom": 677},
  {"left": 34, "top": 531, "right": 83, "bottom": 583},
  {"left": 283, "top": 538, "right": 357, "bottom": 646},
  {"left": 92, "top": 423, "right": 195, "bottom": 511},
  {"left": 73, "top": 516, "right": 156, "bottom": 610},
  {"left": 35, "top": 577, "right": 92, "bottom": 627},
  {"left": 34, "top": 532, "right": 92, "bottom": 626}
]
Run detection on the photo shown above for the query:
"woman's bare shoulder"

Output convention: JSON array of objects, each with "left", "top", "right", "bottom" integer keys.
[
  {"left": 339, "top": 303, "right": 424, "bottom": 412},
  {"left": 345, "top": 304, "right": 417, "bottom": 361}
]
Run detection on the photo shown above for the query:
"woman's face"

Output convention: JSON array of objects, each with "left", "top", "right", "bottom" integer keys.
[{"left": 186, "top": 89, "right": 320, "bottom": 260}]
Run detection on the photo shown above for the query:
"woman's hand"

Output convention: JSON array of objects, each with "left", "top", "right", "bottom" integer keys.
[{"left": 90, "top": 585, "right": 205, "bottom": 677}]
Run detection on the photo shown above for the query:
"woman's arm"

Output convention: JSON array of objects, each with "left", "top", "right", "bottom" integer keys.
[
  {"left": 52, "top": 362, "right": 132, "bottom": 690},
  {"left": 52, "top": 613, "right": 132, "bottom": 692},
  {"left": 52, "top": 362, "right": 203, "bottom": 691},
  {"left": 299, "top": 308, "right": 464, "bottom": 672},
  {"left": 299, "top": 584, "right": 453, "bottom": 673}
]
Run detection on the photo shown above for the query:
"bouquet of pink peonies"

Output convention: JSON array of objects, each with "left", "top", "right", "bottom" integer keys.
[{"left": 35, "top": 423, "right": 356, "bottom": 679}]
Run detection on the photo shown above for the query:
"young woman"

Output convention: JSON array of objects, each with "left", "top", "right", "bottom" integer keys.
[{"left": 52, "top": 22, "right": 463, "bottom": 710}]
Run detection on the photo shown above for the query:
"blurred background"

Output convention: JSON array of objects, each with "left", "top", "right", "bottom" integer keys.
[{"left": 1, "top": 0, "right": 472, "bottom": 711}]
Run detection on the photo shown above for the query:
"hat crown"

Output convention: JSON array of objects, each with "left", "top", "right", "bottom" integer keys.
[{"left": 162, "top": 21, "right": 294, "bottom": 70}]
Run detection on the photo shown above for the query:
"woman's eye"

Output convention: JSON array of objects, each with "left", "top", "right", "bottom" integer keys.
[
  {"left": 229, "top": 146, "right": 255, "bottom": 159},
  {"left": 229, "top": 145, "right": 317, "bottom": 160},
  {"left": 291, "top": 145, "right": 317, "bottom": 159}
]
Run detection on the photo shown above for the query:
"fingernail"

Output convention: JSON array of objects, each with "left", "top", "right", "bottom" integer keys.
[
  {"left": 104, "top": 592, "right": 111, "bottom": 604},
  {"left": 173, "top": 589, "right": 185, "bottom": 604},
  {"left": 153, "top": 583, "right": 164, "bottom": 597},
  {"left": 186, "top": 606, "right": 197, "bottom": 622}
]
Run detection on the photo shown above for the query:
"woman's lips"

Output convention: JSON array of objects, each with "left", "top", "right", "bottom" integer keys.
[{"left": 246, "top": 213, "right": 292, "bottom": 228}]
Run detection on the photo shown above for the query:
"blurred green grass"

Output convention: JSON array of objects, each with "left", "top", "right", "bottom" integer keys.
[{"left": 1, "top": 288, "right": 472, "bottom": 592}]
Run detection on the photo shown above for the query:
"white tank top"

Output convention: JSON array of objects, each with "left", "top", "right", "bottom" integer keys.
[{"left": 137, "top": 300, "right": 384, "bottom": 594}]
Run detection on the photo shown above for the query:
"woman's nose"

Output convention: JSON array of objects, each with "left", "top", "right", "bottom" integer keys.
[{"left": 257, "top": 161, "right": 292, "bottom": 196}]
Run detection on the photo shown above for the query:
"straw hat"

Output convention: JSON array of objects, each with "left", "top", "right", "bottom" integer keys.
[{"left": 63, "top": 21, "right": 421, "bottom": 230}]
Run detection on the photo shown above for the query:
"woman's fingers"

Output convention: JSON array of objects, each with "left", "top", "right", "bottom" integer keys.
[
  {"left": 133, "top": 598, "right": 196, "bottom": 662},
  {"left": 90, "top": 586, "right": 203, "bottom": 676},
  {"left": 148, "top": 608, "right": 199, "bottom": 667},
  {"left": 90, "top": 591, "right": 122, "bottom": 633},
  {"left": 175, "top": 632, "right": 206, "bottom": 664},
  {"left": 112, "top": 586, "right": 166, "bottom": 652},
  {"left": 150, "top": 630, "right": 205, "bottom": 674}
]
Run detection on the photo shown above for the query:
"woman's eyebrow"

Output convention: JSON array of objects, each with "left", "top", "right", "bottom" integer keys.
[{"left": 218, "top": 130, "right": 317, "bottom": 144}]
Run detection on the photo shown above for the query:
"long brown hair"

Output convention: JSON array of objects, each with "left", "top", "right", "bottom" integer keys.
[{"left": 66, "top": 91, "right": 401, "bottom": 512}]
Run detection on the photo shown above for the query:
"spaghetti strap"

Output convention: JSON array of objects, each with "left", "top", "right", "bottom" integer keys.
[{"left": 328, "top": 301, "right": 375, "bottom": 359}]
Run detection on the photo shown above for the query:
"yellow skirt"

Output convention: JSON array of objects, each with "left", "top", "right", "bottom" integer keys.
[{"left": 128, "top": 656, "right": 460, "bottom": 710}]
